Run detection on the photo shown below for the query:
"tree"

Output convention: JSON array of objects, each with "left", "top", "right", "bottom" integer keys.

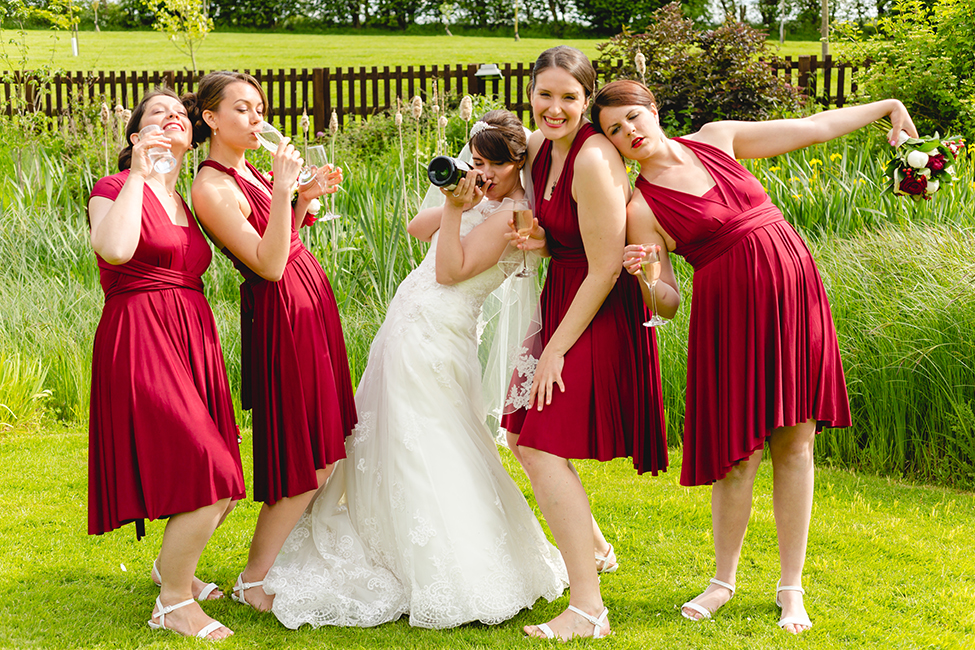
[{"left": 142, "top": 0, "right": 213, "bottom": 73}]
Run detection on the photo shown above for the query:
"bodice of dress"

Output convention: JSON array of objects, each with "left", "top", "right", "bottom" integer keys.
[
  {"left": 90, "top": 171, "right": 212, "bottom": 297},
  {"left": 636, "top": 137, "right": 786, "bottom": 269},
  {"left": 387, "top": 201, "right": 522, "bottom": 339},
  {"left": 198, "top": 159, "right": 305, "bottom": 281},
  {"left": 531, "top": 122, "right": 598, "bottom": 266}
]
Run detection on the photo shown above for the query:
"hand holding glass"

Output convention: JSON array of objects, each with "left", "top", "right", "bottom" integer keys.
[
  {"left": 256, "top": 122, "right": 319, "bottom": 187},
  {"left": 512, "top": 199, "right": 535, "bottom": 278},
  {"left": 638, "top": 247, "right": 667, "bottom": 328},
  {"left": 139, "top": 125, "right": 177, "bottom": 174}
]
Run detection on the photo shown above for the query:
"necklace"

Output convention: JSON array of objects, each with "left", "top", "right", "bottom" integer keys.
[{"left": 149, "top": 177, "right": 175, "bottom": 198}]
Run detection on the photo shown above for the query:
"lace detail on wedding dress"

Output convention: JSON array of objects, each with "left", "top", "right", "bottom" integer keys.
[{"left": 266, "top": 203, "right": 566, "bottom": 630}]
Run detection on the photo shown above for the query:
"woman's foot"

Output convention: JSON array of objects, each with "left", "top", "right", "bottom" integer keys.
[
  {"left": 681, "top": 578, "right": 735, "bottom": 620},
  {"left": 151, "top": 560, "right": 223, "bottom": 601},
  {"left": 524, "top": 605, "right": 611, "bottom": 641},
  {"left": 776, "top": 585, "right": 812, "bottom": 634},
  {"left": 149, "top": 597, "right": 233, "bottom": 640},
  {"left": 594, "top": 543, "right": 618, "bottom": 574},
  {"left": 231, "top": 571, "right": 274, "bottom": 612}
]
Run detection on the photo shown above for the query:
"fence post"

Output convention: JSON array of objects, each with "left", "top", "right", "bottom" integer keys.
[{"left": 313, "top": 68, "right": 325, "bottom": 137}]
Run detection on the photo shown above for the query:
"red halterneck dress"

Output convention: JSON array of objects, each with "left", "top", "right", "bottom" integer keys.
[
  {"left": 199, "top": 160, "right": 356, "bottom": 504},
  {"left": 635, "top": 137, "right": 851, "bottom": 486},
  {"left": 502, "top": 123, "right": 668, "bottom": 475}
]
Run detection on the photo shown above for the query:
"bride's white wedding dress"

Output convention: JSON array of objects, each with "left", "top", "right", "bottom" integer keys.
[{"left": 265, "top": 200, "right": 567, "bottom": 630}]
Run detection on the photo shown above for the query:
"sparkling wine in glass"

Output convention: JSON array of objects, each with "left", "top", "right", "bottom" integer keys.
[
  {"left": 638, "top": 247, "right": 667, "bottom": 328},
  {"left": 512, "top": 199, "right": 534, "bottom": 277},
  {"left": 256, "top": 122, "right": 320, "bottom": 189},
  {"left": 304, "top": 145, "right": 340, "bottom": 221},
  {"left": 139, "top": 124, "right": 177, "bottom": 174}
]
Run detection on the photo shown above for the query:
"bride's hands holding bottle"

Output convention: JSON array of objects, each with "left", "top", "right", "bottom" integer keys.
[{"left": 441, "top": 169, "right": 484, "bottom": 213}]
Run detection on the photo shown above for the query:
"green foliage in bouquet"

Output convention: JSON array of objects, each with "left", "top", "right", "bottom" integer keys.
[
  {"left": 595, "top": 2, "right": 802, "bottom": 134},
  {"left": 835, "top": 0, "right": 975, "bottom": 141}
]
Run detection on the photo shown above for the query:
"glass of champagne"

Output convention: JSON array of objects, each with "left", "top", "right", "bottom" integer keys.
[
  {"left": 512, "top": 199, "right": 534, "bottom": 278},
  {"left": 639, "top": 247, "right": 667, "bottom": 328},
  {"left": 139, "top": 124, "right": 177, "bottom": 174},
  {"left": 304, "top": 145, "right": 341, "bottom": 221},
  {"left": 255, "top": 121, "right": 319, "bottom": 188}
]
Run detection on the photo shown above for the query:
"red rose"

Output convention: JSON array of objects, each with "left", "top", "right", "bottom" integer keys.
[
  {"left": 926, "top": 153, "right": 946, "bottom": 172},
  {"left": 899, "top": 171, "right": 927, "bottom": 196}
]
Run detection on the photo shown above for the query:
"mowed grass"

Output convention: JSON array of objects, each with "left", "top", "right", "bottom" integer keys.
[
  {"left": 0, "top": 418, "right": 973, "bottom": 649},
  {"left": 0, "top": 30, "right": 824, "bottom": 72}
]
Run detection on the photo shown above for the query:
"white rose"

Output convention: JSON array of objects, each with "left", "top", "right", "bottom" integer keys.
[
  {"left": 946, "top": 165, "right": 956, "bottom": 176},
  {"left": 906, "top": 150, "right": 929, "bottom": 168},
  {"left": 307, "top": 198, "right": 321, "bottom": 215},
  {"left": 926, "top": 179, "right": 939, "bottom": 194}
]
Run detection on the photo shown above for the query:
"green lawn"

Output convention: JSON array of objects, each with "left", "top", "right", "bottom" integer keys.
[
  {"left": 0, "top": 30, "right": 825, "bottom": 72},
  {"left": 1, "top": 418, "right": 972, "bottom": 648}
]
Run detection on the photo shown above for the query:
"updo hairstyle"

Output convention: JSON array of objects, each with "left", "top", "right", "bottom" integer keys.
[
  {"left": 469, "top": 109, "right": 528, "bottom": 167},
  {"left": 590, "top": 80, "right": 658, "bottom": 135},
  {"left": 181, "top": 71, "right": 267, "bottom": 147}
]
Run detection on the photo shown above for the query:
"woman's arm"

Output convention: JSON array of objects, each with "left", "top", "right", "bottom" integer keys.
[
  {"left": 192, "top": 140, "right": 302, "bottom": 282},
  {"left": 407, "top": 205, "right": 445, "bottom": 242},
  {"left": 621, "top": 192, "right": 680, "bottom": 319},
  {"left": 88, "top": 130, "right": 169, "bottom": 264},
  {"left": 694, "top": 99, "right": 918, "bottom": 160},
  {"left": 529, "top": 134, "right": 630, "bottom": 410},
  {"left": 435, "top": 172, "right": 513, "bottom": 285}
]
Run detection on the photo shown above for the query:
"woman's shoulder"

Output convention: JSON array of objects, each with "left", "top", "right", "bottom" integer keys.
[{"left": 90, "top": 170, "right": 131, "bottom": 201}]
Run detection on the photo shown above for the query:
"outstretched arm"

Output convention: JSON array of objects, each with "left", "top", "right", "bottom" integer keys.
[{"left": 693, "top": 99, "right": 918, "bottom": 160}]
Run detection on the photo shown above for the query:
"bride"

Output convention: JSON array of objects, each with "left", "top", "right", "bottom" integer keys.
[{"left": 264, "top": 110, "right": 567, "bottom": 629}]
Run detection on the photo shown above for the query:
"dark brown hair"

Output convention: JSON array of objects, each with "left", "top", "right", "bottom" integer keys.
[
  {"left": 591, "top": 80, "right": 658, "bottom": 135},
  {"left": 117, "top": 88, "right": 181, "bottom": 171},
  {"left": 529, "top": 46, "right": 597, "bottom": 99},
  {"left": 181, "top": 71, "right": 267, "bottom": 146},
  {"left": 469, "top": 109, "right": 527, "bottom": 167}
]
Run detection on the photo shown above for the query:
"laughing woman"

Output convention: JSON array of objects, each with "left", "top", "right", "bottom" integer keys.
[
  {"left": 591, "top": 79, "right": 917, "bottom": 633},
  {"left": 87, "top": 88, "right": 244, "bottom": 640}
]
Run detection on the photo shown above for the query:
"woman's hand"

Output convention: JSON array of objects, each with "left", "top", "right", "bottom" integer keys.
[
  {"left": 441, "top": 170, "right": 484, "bottom": 212},
  {"left": 529, "top": 347, "right": 565, "bottom": 411},
  {"left": 887, "top": 100, "right": 920, "bottom": 146},
  {"left": 270, "top": 137, "right": 303, "bottom": 193},
  {"left": 505, "top": 216, "right": 547, "bottom": 252},
  {"left": 129, "top": 129, "right": 171, "bottom": 179},
  {"left": 623, "top": 243, "right": 662, "bottom": 276},
  {"left": 297, "top": 164, "right": 343, "bottom": 202}
]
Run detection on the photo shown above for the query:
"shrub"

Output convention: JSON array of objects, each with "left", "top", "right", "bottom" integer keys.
[
  {"left": 595, "top": 2, "right": 802, "bottom": 134},
  {"left": 835, "top": 0, "right": 975, "bottom": 141}
]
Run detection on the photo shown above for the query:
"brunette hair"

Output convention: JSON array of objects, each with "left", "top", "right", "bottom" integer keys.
[
  {"left": 117, "top": 87, "right": 181, "bottom": 171},
  {"left": 529, "top": 46, "right": 597, "bottom": 99},
  {"left": 590, "top": 80, "right": 658, "bottom": 135},
  {"left": 469, "top": 109, "right": 527, "bottom": 167},
  {"left": 181, "top": 71, "right": 267, "bottom": 147}
]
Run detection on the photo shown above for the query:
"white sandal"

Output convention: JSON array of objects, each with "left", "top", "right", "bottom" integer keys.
[
  {"left": 530, "top": 606, "right": 610, "bottom": 640},
  {"left": 231, "top": 572, "right": 266, "bottom": 608},
  {"left": 775, "top": 582, "right": 813, "bottom": 631},
  {"left": 147, "top": 595, "right": 228, "bottom": 639},
  {"left": 151, "top": 560, "right": 221, "bottom": 601},
  {"left": 681, "top": 577, "right": 736, "bottom": 620},
  {"left": 594, "top": 544, "right": 618, "bottom": 574}
]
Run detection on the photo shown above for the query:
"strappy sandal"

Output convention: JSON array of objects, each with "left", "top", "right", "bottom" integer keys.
[
  {"left": 595, "top": 544, "right": 618, "bottom": 574},
  {"left": 147, "top": 595, "right": 229, "bottom": 639},
  {"left": 776, "top": 582, "right": 813, "bottom": 632},
  {"left": 231, "top": 573, "right": 266, "bottom": 608},
  {"left": 681, "top": 577, "right": 736, "bottom": 620},
  {"left": 530, "top": 606, "right": 611, "bottom": 641},
  {"left": 151, "top": 559, "right": 222, "bottom": 601}
]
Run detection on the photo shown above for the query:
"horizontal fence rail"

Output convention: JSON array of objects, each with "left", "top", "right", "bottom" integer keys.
[{"left": 1, "top": 56, "right": 863, "bottom": 135}]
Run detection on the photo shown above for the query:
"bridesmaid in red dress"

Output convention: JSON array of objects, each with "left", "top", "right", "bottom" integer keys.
[
  {"left": 185, "top": 71, "right": 356, "bottom": 612},
  {"left": 502, "top": 47, "right": 671, "bottom": 641},
  {"left": 592, "top": 79, "right": 918, "bottom": 633},
  {"left": 88, "top": 89, "right": 244, "bottom": 640}
]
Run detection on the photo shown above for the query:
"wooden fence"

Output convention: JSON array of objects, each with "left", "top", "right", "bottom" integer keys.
[{"left": 1, "top": 55, "right": 862, "bottom": 136}]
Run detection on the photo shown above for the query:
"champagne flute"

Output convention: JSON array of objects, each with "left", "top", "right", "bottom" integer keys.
[
  {"left": 255, "top": 121, "right": 319, "bottom": 187},
  {"left": 139, "top": 124, "right": 177, "bottom": 174},
  {"left": 638, "top": 247, "right": 667, "bottom": 328},
  {"left": 512, "top": 199, "right": 534, "bottom": 278},
  {"left": 304, "top": 145, "right": 341, "bottom": 221}
]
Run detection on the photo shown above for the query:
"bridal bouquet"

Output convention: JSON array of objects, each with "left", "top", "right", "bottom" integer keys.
[{"left": 885, "top": 132, "right": 965, "bottom": 201}]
